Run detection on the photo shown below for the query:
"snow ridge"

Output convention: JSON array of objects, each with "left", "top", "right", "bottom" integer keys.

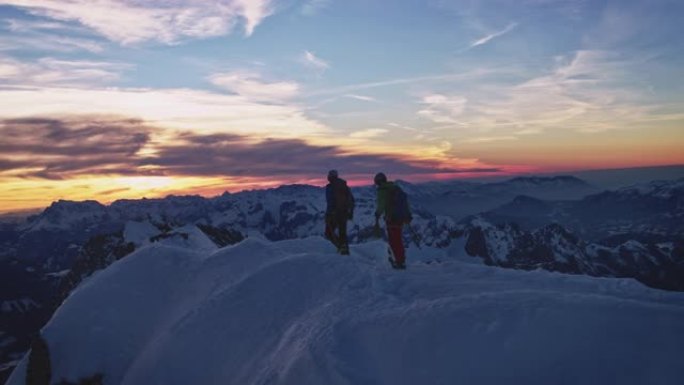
[{"left": 6, "top": 237, "right": 684, "bottom": 385}]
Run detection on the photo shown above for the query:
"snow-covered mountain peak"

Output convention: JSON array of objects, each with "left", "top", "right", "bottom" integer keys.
[
  {"left": 506, "top": 175, "right": 589, "bottom": 186},
  {"left": 617, "top": 178, "right": 684, "bottom": 198},
  {"left": 150, "top": 224, "right": 218, "bottom": 252},
  {"left": 7, "top": 237, "right": 684, "bottom": 385},
  {"left": 24, "top": 200, "right": 108, "bottom": 232},
  {"left": 271, "top": 183, "right": 321, "bottom": 194},
  {"left": 122, "top": 220, "right": 159, "bottom": 247},
  {"left": 46, "top": 199, "right": 105, "bottom": 211}
]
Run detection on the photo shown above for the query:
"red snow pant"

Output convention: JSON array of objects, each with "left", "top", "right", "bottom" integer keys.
[{"left": 386, "top": 220, "right": 405, "bottom": 264}]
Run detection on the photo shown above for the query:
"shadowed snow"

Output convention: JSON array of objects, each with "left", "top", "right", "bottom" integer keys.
[{"left": 7, "top": 237, "right": 684, "bottom": 385}]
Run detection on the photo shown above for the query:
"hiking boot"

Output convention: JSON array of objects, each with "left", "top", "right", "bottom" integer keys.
[
  {"left": 388, "top": 257, "right": 405, "bottom": 269},
  {"left": 339, "top": 245, "right": 350, "bottom": 255}
]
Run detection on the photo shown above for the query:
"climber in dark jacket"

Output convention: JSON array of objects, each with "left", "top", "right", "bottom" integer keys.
[{"left": 325, "top": 170, "right": 355, "bottom": 255}]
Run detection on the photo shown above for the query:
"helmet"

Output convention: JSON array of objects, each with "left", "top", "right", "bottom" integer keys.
[
  {"left": 327, "top": 169, "right": 338, "bottom": 182},
  {"left": 374, "top": 172, "right": 387, "bottom": 186}
]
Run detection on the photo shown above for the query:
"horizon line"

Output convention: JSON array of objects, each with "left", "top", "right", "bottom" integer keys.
[{"left": 2, "top": 163, "right": 682, "bottom": 216}]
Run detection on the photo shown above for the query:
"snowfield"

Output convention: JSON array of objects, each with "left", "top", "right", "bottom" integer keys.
[{"left": 7, "top": 237, "right": 684, "bottom": 385}]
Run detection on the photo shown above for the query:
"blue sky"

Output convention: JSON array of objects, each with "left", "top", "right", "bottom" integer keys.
[{"left": 0, "top": 0, "right": 683, "bottom": 210}]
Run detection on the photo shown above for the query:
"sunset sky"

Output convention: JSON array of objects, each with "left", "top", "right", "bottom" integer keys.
[{"left": 1, "top": 0, "right": 683, "bottom": 212}]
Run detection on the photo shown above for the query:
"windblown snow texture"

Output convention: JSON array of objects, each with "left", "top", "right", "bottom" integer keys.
[{"left": 6, "top": 237, "right": 684, "bottom": 385}]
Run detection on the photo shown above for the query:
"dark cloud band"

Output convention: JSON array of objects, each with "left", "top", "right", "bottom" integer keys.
[
  {"left": 1, "top": 117, "right": 151, "bottom": 179},
  {"left": 0, "top": 116, "right": 500, "bottom": 181}
]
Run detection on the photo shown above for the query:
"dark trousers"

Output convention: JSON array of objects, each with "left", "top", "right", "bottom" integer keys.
[
  {"left": 386, "top": 220, "right": 405, "bottom": 264},
  {"left": 325, "top": 213, "right": 348, "bottom": 249}
]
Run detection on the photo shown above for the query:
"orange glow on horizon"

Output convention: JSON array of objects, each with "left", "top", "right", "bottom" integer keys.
[{"left": 1, "top": 160, "right": 682, "bottom": 214}]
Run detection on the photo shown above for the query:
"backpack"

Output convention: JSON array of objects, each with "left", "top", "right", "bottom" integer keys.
[
  {"left": 388, "top": 184, "right": 411, "bottom": 223},
  {"left": 333, "top": 179, "right": 354, "bottom": 213}
]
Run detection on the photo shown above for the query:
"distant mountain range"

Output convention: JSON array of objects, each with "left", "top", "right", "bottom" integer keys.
[
  {"left": 407, "top": 175, "right": 598, "bottom": 219},
  {"left": 1, "top": 175, "right": 683, "bottom": 381},
  {"left": 481, "top": 178, "right": 684, "bottom": 243}
]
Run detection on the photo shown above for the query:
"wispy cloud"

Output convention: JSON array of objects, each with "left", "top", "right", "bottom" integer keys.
[
  {"left": 476, "top": 50, "right": 651, "bottom": 133},
  {"left": 301, "top": 0, "right": 332, "bottom": 16},
  {"left": 344, "top": 94, "right": 376, "bottom": 102},
  {"left": 0, "top": 0, "right": 276, "bottom": 44},
  {"left": 0, "top": 56, "right": 128, "bottom": 85},
  {"left": 423, "top": 49, "right": 683, "bottom": 144},
  {"left": 5, "top": 18, "right": 81, "bottom": 32},
  {"left": 462, "top": 136, "right": 519, "bottom": 144},
  {"left": 300, "top": 50, "right": 330, "bottom": 71},
  {"left": 209, "top": 70, "right": 300, "bottom": 102},
  {"left": 418, "top": 94, "right": 468, "bottom": 124},
  {"left": 237, "top": 0, "right": 276, "bottom": 36},
  {"left": 306, "top": 68, "right": 504, "bottom": 97},
  {"left": 0, "top": 35, "right": 104, "bottom": 53},
  {"left": 388, "top": 122, "right": 418, "bottom": 131},
  {"left": 1, "top": 18, "right": 105, "bottom": 52},
  {"left": 349, "top": 128, "right": 388, "bottom": 139},
  {"left": 470, "top": 22, "right": 518, "bottom": 48},
  {"left": 0, "top": 85, "right": 325, "bottom": 137}
]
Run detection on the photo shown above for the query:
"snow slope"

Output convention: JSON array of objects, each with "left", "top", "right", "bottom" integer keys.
[{"left": 7, "top": 237, "right": 684, "bottom": 385}]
